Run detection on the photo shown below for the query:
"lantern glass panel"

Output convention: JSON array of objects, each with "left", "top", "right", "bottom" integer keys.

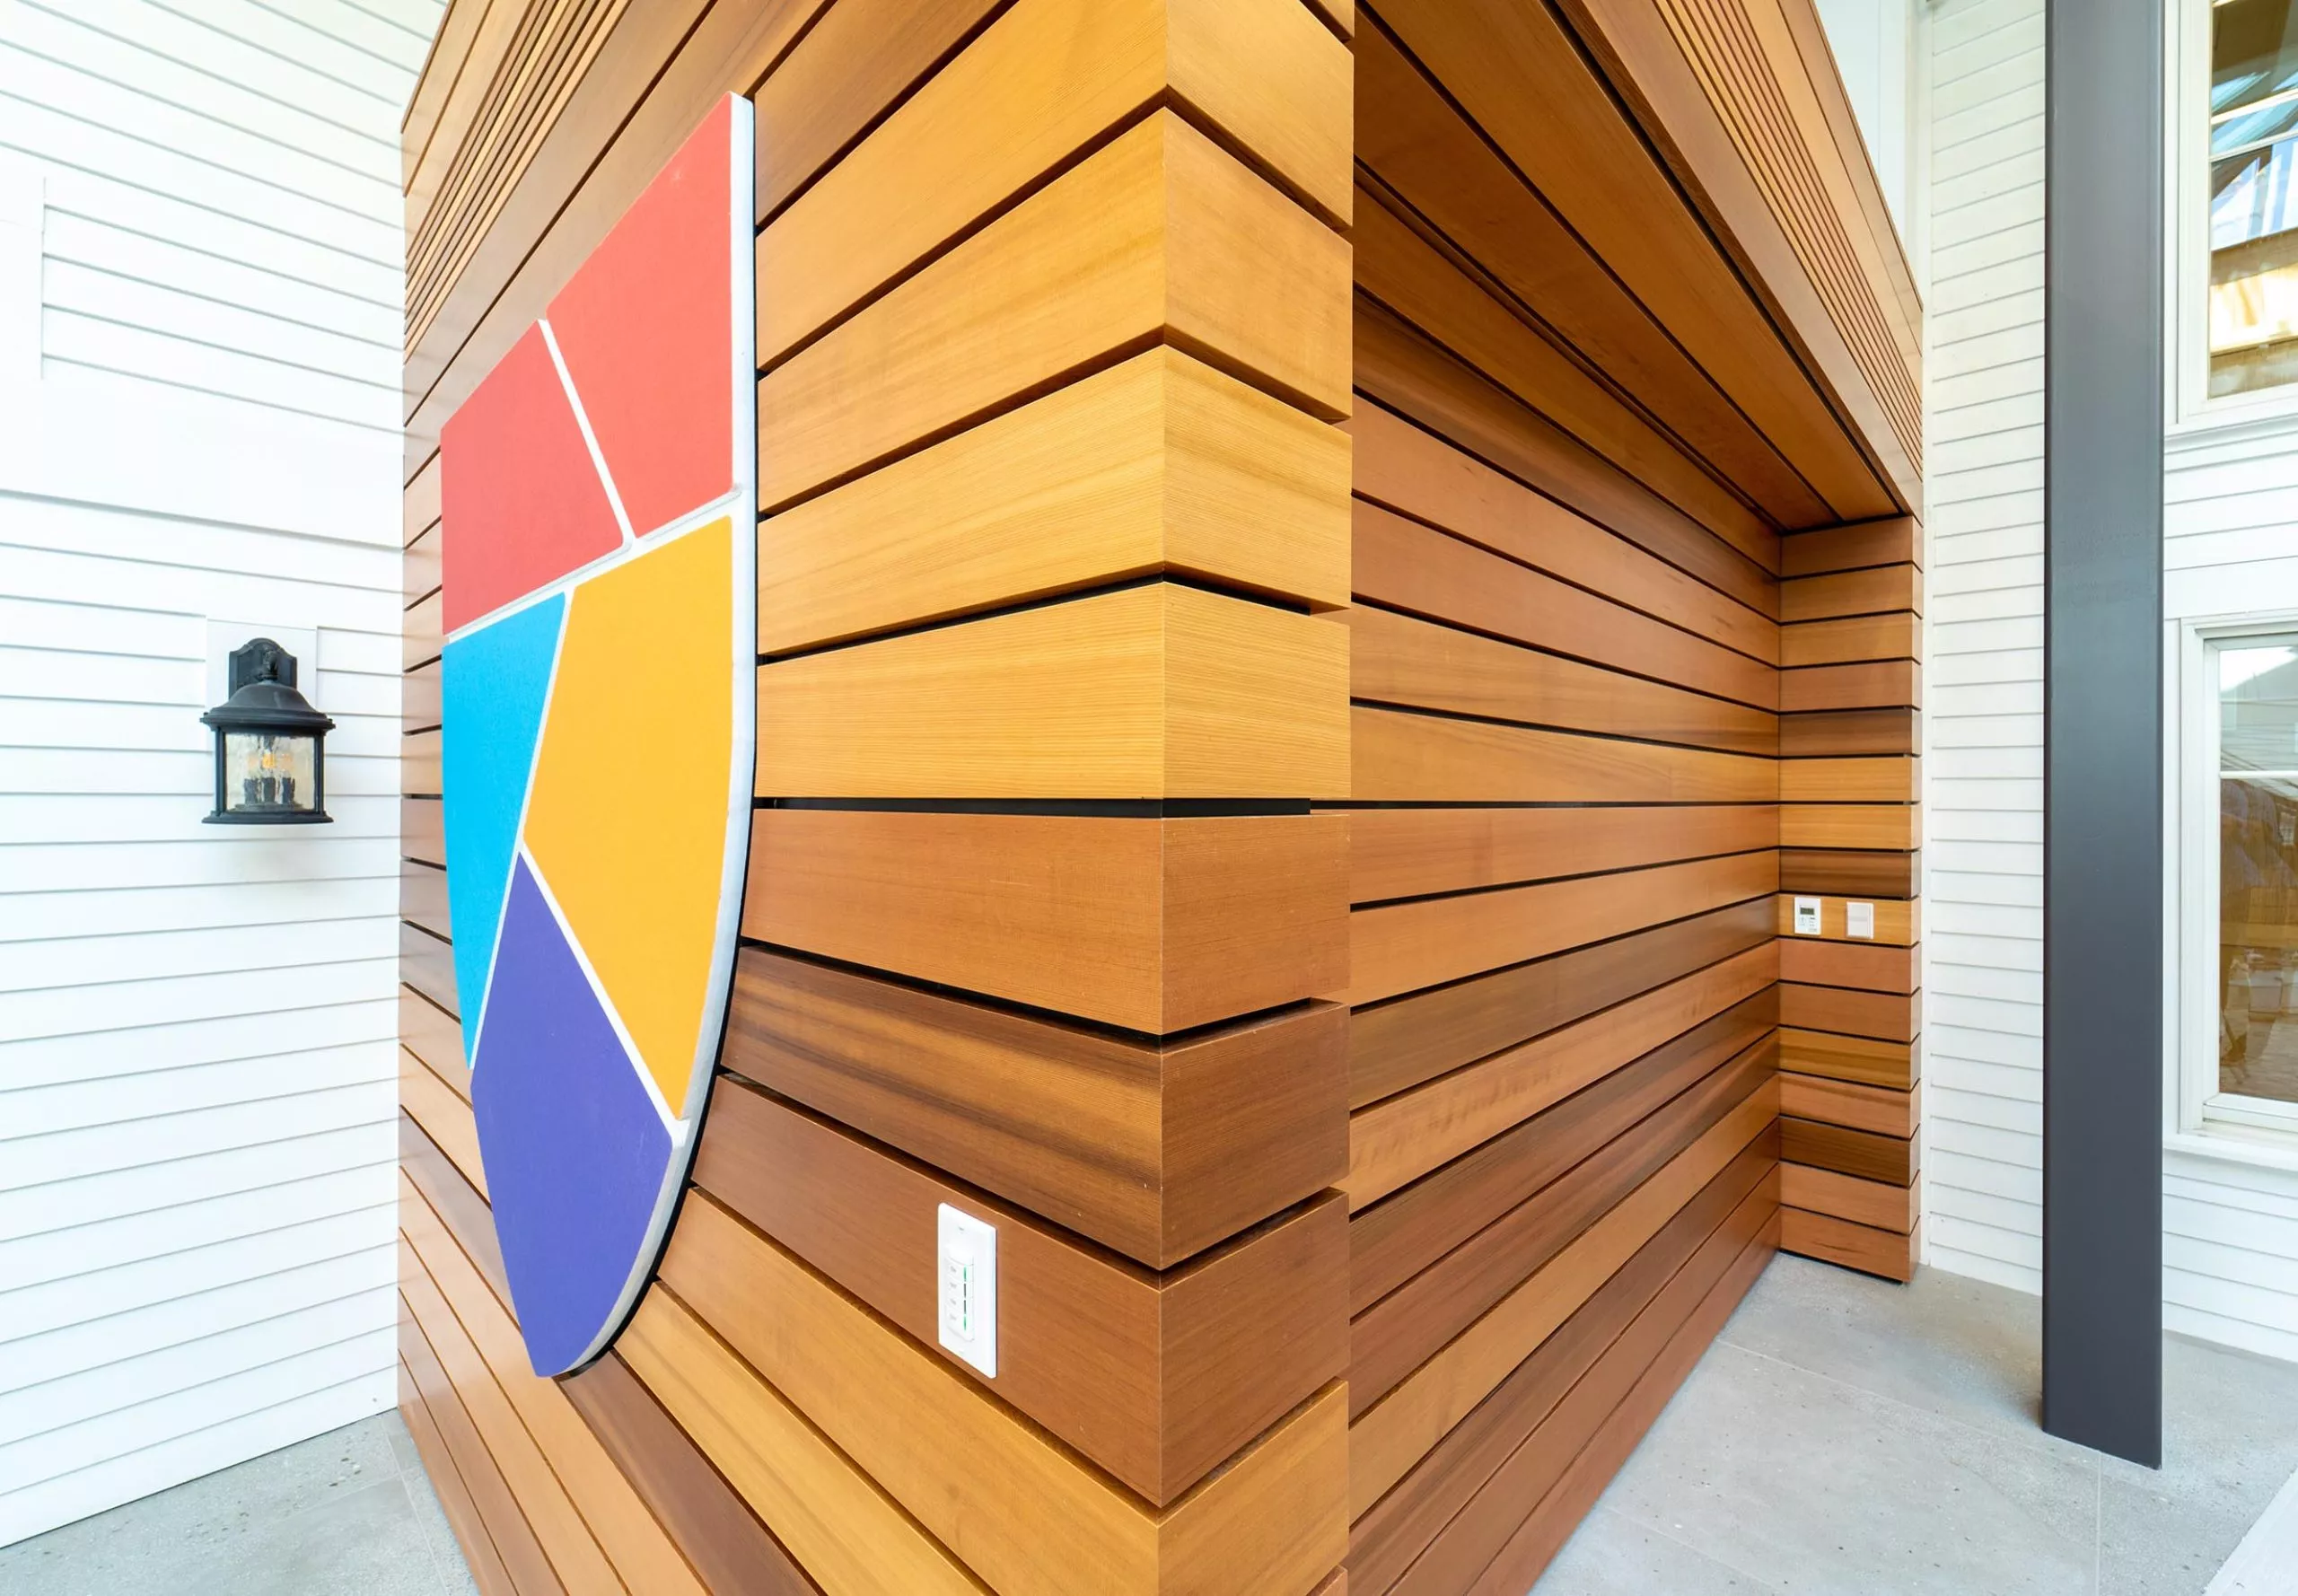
[{"left": 224, "top": 730, "right": 318, "bottom": 815}]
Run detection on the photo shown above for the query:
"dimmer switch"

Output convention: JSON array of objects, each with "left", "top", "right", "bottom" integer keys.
[{"left": 937, "top": 1204, "right": 997, "bottom": 1378}]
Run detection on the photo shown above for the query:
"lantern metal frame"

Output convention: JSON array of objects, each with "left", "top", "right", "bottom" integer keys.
[{"left": 201, "top": 637, "right": 336, "bottom": 825}]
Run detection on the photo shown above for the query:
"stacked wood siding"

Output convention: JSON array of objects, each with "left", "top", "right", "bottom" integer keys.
[{"left": 399, "top": 1, "right": 1923, "bottom": 1592}]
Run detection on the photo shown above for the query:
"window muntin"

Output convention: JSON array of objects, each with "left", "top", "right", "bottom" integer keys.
[{"left": 2216, "top": 638, "right": 2298, "bottom": 1105}]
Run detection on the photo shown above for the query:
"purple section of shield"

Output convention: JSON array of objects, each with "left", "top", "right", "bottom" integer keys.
[{"left": 471, "top": 854, "right": 673, "bottom": 1376}]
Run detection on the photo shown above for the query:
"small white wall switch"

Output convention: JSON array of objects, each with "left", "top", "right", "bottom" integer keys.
[
  {"left": 936, "top": 1204, "right": 997, "bottom": 1379},
  {"left": 1846, "top": 901, "right": 1876, "bottom": 940},
  {"left": 1793, "top": 896, "right": 1822, "bottom": 935}
]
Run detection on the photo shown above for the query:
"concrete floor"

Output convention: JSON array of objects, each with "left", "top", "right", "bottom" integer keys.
[
  {"left": 4, "top": 1256, "right": 2294, "bottom": 1594},
  {"left": 0, "top": 1411, "right": 476, "bottom": 1596}
]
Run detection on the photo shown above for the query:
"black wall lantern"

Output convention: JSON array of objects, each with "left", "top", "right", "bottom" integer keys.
[{"left": 202, "top": 638, "right": 335, "bottom": 825}]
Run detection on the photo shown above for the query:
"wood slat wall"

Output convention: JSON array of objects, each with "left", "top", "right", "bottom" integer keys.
[{"left": 399, "top": 2, "right": 1919, "bottom": 1592}]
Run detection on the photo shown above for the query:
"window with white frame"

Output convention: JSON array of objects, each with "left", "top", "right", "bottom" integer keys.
[{"left": 2184, "top": 626, "right": 2298, "bottom": 1137}]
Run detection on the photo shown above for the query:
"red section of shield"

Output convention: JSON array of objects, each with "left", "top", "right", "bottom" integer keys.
[
  {"left": 545, "top": 98, "right": 735, "bottom": 542},
  {"left": 439, "top": 324, "right": 625, "bottom": 635}
]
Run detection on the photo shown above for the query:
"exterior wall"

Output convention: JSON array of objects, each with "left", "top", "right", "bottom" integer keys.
[
  {"left": 1917, "top": 0, "right": 2048, "bottom": 1295},
  {"left": 0, "top": 0, "right": 436, "bottom": 1547}
]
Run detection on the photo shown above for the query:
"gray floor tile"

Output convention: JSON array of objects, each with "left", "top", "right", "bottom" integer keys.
[
  {"left": 1536, "top": 1505, "right": 1785, "bottom": 1593},
  {"left": 399, "top": 1467, "right": 481, "bottom": 1596},
  {"left": 2099, "top": 1472, "right": 2257, "bottom": 1596},
  {"left": 383, "top": 1410, "right": 425, "bottom": 1481}
]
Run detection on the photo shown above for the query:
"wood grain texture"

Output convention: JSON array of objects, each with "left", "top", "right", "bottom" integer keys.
[
  {"left": 1780, "top": 516, "right": 1921, "bottom": 575},
  {"left": 399, "top": 1321, "right": 547, "bottom": 1596},
  {"left": 405, "top": 522, "right": 442, "bottom": 606},
  {"left": 726, "top": 949, "right": 1345, "bottom": 1268},
  {"left": 741, "top": 808, "right": 1347, "bottom": 1034},
  {"left": 1773, "top": 892, "right": 1919, "bottom": 944},
  {"left": 1779, "top": 1026, "right": 1916, "bottom": 1089},
  {"left": 1778, "top": 936, "right": 1919, "bottom": 994},
  {"left": 759, "top": 0, "right": 1351, "bottom": 363},
  {"left": 403, "top": 729, "right": 442, "bottom": 796},
  {"left": 757, "top": 583, "right": 1350, "bottom": 799},
  {"left": 760, "top": 348, "right": 1349, "bottom": 653},
  {"left": 1346, "top": 943, "right": 1777, "bottom": 1209},
  {"left": 1778, "top": 706, "right": 1916, "bottom": 757},
  {"left": 697, "top": 1076, "right": 1348, "bottom": 1504},
  {"left": 1341, "top": 805, "right": 1776, "bottom": 905},
  {"left": 1782, "top": 564, "right": 1922, "bottom": 621},
  {"left": 1778, "top": 755, "right": 1917, "bottom": 803},
  {"left": 399, "top": 1360, "right": 516, "bottom": 1596},
  {"left": 1780, "top": 1117, "right": 1915, "bottom": 1186},
  {"left": 1780, "top": 659, "right": 1921, "bottom": 713},
  {"left": 1348, "top": 1083, "right": 1778, "bottom": 1516},
  {"left": 1348, "top": 400, "right": 1776, "bottom": 656},
  {"left": 1779, "top": 802, "right": 1920, "bottom": 850},
  {"left": 404, "top": 796, "right": 445, "bottom": 868},
  {"left": 402, "top": 857, "right": 450, "bottom": 942},
  {"left": 1780, "top": 1206, "right": 1916, "bottom": 1282},
  {"left": 1779, "top": 846, "right": 1919, "bottom": 899},
  {"left": 404, "top": 659, "right": 443, "bottom": 733},
  {"left": 1780, "top": 981, "right": 1920, "bottom": 1043},
  {"left": 1781, "top": 1165, "right": 1919, "bottom": 1234},
  {"left": 662, "top": 1192, "right": 1349, "bottom": 1596},
  {"left": 1350, "top": 850, "right": 1776, "bottom": 1004},
  {"left": 402, "top": 1046, "right": 487, "bottom": 1199},
  {"left": 1782, "top": 614, "right": 1921, "bottom": 668},
  {"left": 401, "top": 984, "right": 466, "bottom": 1084},
  {"left": 1352, "top": 706, "right": 1775, "bottom": 804},
  {"left": 399, "top": 1112, "right": 504, "bottom": 1303},
  {"left": 1780, "top": 1072, "right": 1916, "bottom": 1137},
  {"left": 1347, "top": 903, "right": 1776, "bottom": 1110},
  {"left": 559, "top": 1352, "right": 822, "bottom": 1596},
  {"left": 758, "top": 110, "right": 1352, "bottom": 509},
  {"left": 400, "top": 922, "right": 456, "bottom": 1016},
  {"left": 404, "top": 589, "right": 443, "bottom": 669}
]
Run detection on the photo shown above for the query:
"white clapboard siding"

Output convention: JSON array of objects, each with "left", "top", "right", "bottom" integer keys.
[
  {"left": 0, "top": 0, "right": 442, "bottom": 1548},
  {"left": 1920, "top": 0, "right": 2048, "bottom": 1295}
]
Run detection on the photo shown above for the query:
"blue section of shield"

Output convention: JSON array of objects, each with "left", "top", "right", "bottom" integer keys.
[
  {"left": 471, "top": 855, "right": 671, "bottom": 1376},
  {"left": 441, "top": 593, "right": 564, "bottom": 1059}
]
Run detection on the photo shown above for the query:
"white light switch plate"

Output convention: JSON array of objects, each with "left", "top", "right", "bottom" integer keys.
[
  {"left": 1793, "top": 896, "right": 1822, "bottom": 935},
  {"left": 937, "top": 1204, "right": 997, "bottom": 1379},
  {"left": 1846, "top": 901, "right": 1876, "bottom": 940}
]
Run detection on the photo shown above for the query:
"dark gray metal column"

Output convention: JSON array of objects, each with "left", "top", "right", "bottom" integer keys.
[{"left": 2042, "top": 0, "right": 2164, "bottom": 1468}]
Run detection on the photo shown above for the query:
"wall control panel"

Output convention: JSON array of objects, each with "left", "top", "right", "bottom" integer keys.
[
  {"left": 1846, "top": 900, "right": 1876, "bottom": 939},
  {"left": 1793, "top": 896, "right": 1822, "bottom": 935},
  {"left": 936, "top": 1203, "right": 997, "bottom": 1379}
]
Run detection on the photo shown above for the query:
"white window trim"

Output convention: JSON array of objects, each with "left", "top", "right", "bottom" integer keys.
[{"left": 2174, "top": 613, "right": 2298, "bottom": 1152}]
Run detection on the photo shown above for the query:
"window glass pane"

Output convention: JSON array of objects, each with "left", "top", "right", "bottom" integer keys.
[
  {"left": 2211, "top": 0, "right": 2298, "bottom": 397},
  {"left": 2218, "top": 641, "right": 2298, "bottom": 1102}
]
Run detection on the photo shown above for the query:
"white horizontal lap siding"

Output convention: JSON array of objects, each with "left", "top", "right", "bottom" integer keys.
[
  {"left": 0, "top": 0, "right": 441, "bottom": 1548},
  {"left": 1921, "top": 0, "right": 2047, "bottom": 1295}
]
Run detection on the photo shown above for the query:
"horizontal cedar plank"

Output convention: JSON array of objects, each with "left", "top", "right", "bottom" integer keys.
[
  {"left": 1778, "top": 936, "right": 1919, "bottom": 994},
  {"left": 1349, "top": 851, "right": 1776, "bottom": 1005},
  {"left": 1382, "top": 1160, "right": 1777, "bottom": 1596},
  {"left": 1781, "top": 564, "right": 1921, "bottom": 621},
  {"left": 560, "top": 1352, "right": 822, "bottom": 1596},
  {"left": 398, "top": 1302, "right": 558, "bottom": 1596},
  {"left": 726, "top": 949, "right": 1344, "bottom": 1268},
  {"left": 406, "top": 522, "right": 441, "bottom": 603},
  {"left": 1780, "top": 516, "right": 1921, "bottom": 576},
  {"left": 754, "top": 0, "right": 1002, "bottom": 220},
  {"left": 760, "top": 349, "right": 1349, "bottom": 653},
  {"left": 1781, "top": 982, "right": 1920, "bottom": 1043},
  {"left": 404, "top": 729, "right": 442, "bottom": 796},
  {"left": 1347, "top": 1079, "right": 1778, "bottom": 1517},
  {"left": 1353, "top": 22, "right": 1826, "bottom": 532},
  {"left": 619, "top": 1288, "right": 984, "bottom": 1595},
  {"left": 1781, "top": 614, "right": 1921, "bottom": 668},
  {"left": 757, "top": 584, "right": 1350, "bottom": 800},
  {"left": 402, "top": 452, "right": 443, "bottom": 548},
  {"left": 397, "top": 1360, "right": 517, "bottom": 1596},
  {"left": 1782, "top": 1208, "right": 1916, "bottom": 1283},
  {"left": 1354, "top": 499, "right": 1774, "bottom": 710},
  {"left": 1774, "top": 892, "right": 1920, "bottom": 945},
  {"left": 662, "top": 1193, "right": 1349, "bottom": 1596},
  {"left": 405, "top": 796, "right": 445, "bottom": 868},
  {"left": 1346, "top": 609, "right": 1773, "bottom": 759},
  {"left": 401, "top": 983, "right": 467, "bottom": 1088},
  {"left": 1352, "top": 188, "right": 1779, "bottom": 573},
  {"left": 403, "top": 858, "right": 449, "bottom": 941},
  {"left": 402, "top": 1046, "right": 485, "bottom": 1201},
  {"left": 759, "top": 0, "right": 1350, "bottom": 362},
  {"left": 399, "top": 1112, "right": 505, "bottom": 1303},
  {"left": 1302, "top": 0, "right": 1353, "bottom": 36},
  {"left": 400, "top": 922, "right": 456, "bottom": 1017},
  {"left": 1349, "top": 1143, "right": 1773, "bottom": 1595},
  {"left": 1347, "top": 402, "right": 1776, "bottom": 659},
  {"left": 697, "top": 1077, "right": 1347, "bottom": 1504},
  {"left": 1339, "top": 805, "right": 1776, "bottom": 906},
  {"left": 1352, "top": 706, "right": 1776, "bottom": 804},
  {"left": 1780, "top": 1072, "right": 1916, "bottom": 1138},
  {"left": 759, "top": 110, "right": 1351, "bottom": 509},
  {"left": 1782, "top": 1166, "right": 1920, "bottom": 1234},
  {"left": 401, "top": 1179, "right": 710, "bottom": 1596},
  {"left": 1352, "top": 305, "right": 1776, "bottom": 618},
  {"left": 1779, "top": 755, "right": 1916, "bottom": 804},
  {"left": 1778, "top": 706, "right": 1916, "bottom": 757},
  {"left": 1779, "top": 1027, "right": 1916, "bottom": 1090},
  {"left": 1780, "top": 846, "right": 1919, "bottom": 899},
  {"left": 1781, "top": 803, "right": 1920, "bottom": 851},
  {"left": 1351, "top": 1007, "right": 1775, "bottom": 1313},
  {"left": 1781, "top": 1118, "right": 1915, "bottom": 1186},
  {"left": 404, "top": 0, "right": 826, "bottom": 460},
  {"left": 742, "top": 809, "right": 1346, "bottom": 1034},
  {"left": 1345, "top": 943, "right": 1777, "bottom": 1208},
  {"left": 1780, "top": 659, "right": 1920, "bottom": 712},
  {"left": 1460, "top": 1203, "right": 1778, "bottom": 1595},
  {"left": 1347, "top": 1036, "right": 1772, "bottom": 1415},
  {"left": 404, "top": 589, "right": 443, "bottom": 670},
  {"left": 1347, "top": 902, "right": 1775, "bottom": 1110},
  {"left": 398, "top": 1237, "right": 620, "bottom": 1595},
  {"left": 405, "top": 660, "right": 442, "bottom": 734}
]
